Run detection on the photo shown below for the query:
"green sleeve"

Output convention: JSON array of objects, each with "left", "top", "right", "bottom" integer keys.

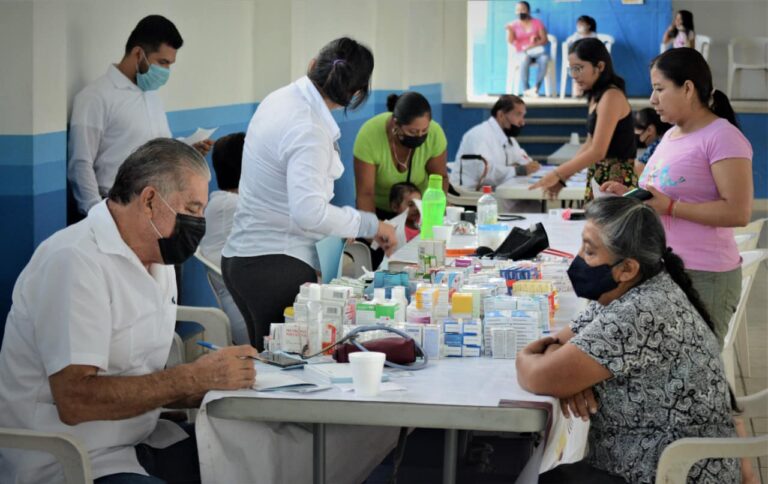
[
  {"left": 429, "top": 120, "right": 448, "bottom": 157},
  {"left": 353, "top": 120, "right": 377, "bottom": 165}
]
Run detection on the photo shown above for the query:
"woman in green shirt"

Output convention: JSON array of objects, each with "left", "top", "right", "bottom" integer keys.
[{"left": 354, "top": 91, "right": 448, "bottom": 219}]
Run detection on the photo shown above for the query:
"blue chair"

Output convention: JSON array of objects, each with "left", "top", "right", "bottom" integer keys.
[{"left": 316, "top": 236, "right": 345, "bottom": 284}]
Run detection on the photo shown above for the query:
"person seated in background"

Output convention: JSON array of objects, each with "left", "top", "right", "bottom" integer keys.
[
  {"left": 662, "top": 9, "right": 695, "bottom": 49},
  {"left": 517, "top": 197, "right": 739, "bottom": 484},
  {"left": 198, "top": 132, "right": 250, "bottom": 345},
  {"left": 567, "top": 16, "right": 598, "bottom": 97},
  {"left": 389, "top": 182, "right": 422, "bottom": 242},
  {"left": 633, "top": 107, "right": 670, "bottom": 175},
  {"left": 354, "top": 91, "right": 447, "bottom": 221},
  {"left": 452, "top": 95, "right": 540, "bottom": 212},
  {"left": 506, "top": 1, "right": 550, "bottom": 97},
  {"left": 0, "top": 138, "right": 257, "bottom": 483}
]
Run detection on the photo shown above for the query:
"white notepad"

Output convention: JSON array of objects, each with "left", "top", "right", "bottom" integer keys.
[
  {"left": 252, "top": 371, "right": 317, "bottom": 392},
  {"left": 304, "top": 363, "right": 390, "bottom": 384}
]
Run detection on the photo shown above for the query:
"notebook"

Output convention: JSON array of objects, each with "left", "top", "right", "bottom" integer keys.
[
  {"left": 303, "top": 363, "right": 390, "bottom": 384},
  {"left": 252, "top": 371, "right": 317, "bottom": 392}
]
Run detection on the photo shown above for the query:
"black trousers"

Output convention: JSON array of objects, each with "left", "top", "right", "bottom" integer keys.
[
  {"left": 222, "top": 254, "right": 316, "bottom": 351},
  {"left": 538, "top": 460, "right": 628, "bottom": 483}
]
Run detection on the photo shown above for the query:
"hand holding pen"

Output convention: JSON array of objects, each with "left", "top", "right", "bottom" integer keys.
[{"left": 192, "top": 342, "right": 258, "bottom": 390}]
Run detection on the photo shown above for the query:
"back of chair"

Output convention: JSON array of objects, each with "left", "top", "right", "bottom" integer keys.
[
  {"left": 547, "top": 33, "right": 558, "bottom": 62},
  {"left": 177, "top": 305, "right": 232, "bottom": 351},
  {"left": 0, "top": 428, "right": 93, "bottom": 484},
  {"left": 694, "top": 34, "right": 711, "bottom": 61},
  {"left": 596, "top": 33, "right": 614, "bottom": 53},
  {"left": 316, "top": 236, "right": 345, "bottom": 284},
  {"left": 729, "top": 37, "right": 768, "bottom": 66}
]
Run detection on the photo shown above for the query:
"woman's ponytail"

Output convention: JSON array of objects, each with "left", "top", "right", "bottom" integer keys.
[{"left": 710, "top": 89, "right": 739, "bottom": 128}]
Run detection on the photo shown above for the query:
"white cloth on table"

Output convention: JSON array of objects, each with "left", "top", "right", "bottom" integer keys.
[
  {"left": 68, "top": 65, "right": 171, "bottom": 213},
  {"left": 223, "top": 75, "right": 378, "bottom": 271},
  {"left": 196, "top": 391, "right": 400, "bottom": 484},
  {"left": 0, "top": 200, "right": 186, "bottom": 483}
]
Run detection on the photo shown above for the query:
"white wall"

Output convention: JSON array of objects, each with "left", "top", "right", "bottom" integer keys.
[{"left": 673, "top": 0, "right": 768, "bottom": 98}]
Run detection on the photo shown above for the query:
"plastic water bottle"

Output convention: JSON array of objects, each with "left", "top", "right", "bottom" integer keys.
[
  {"left": 307, "top": 284, "right": 323, "bottom": 355},
  {"left": 421, "top": 174, "right": 447, "bottom": 240},
  {"left": 477, "top": 186, "right": 498, "bottom": 225}
]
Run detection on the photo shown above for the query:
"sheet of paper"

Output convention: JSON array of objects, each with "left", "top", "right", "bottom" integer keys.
[
  {"left": 177, "top": 127, "right": 218, "bottom": 146},
  {"left": 337, "top": 382, "right": 407, "bottom": 393},
  {"left": 252, "top": 371, "right": 315, "bottom": 392},
  {"left": 371, "top": 199, "right": 422, "bottom": 251},
  {"left": 591, "top": 178, "right": 617, "bottom": 199}
]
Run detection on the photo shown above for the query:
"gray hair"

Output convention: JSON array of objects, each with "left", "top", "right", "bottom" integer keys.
[
  {"left": 108, "top": 138, "right": 210, "bottom": 204},
  {"left": 585, "top": 197, "right": 666, "bottom": 282}
]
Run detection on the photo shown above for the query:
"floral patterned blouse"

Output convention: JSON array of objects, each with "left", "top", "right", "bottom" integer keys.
[{"left": 569, "top": 271, "right": 739, "bottom": 483}]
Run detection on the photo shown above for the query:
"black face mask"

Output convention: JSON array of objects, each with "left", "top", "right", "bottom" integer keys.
[
  {"left": 149, "top": 196, "right": 206, "bottom": 265},
  {"left": 567, "top": 255, "right": 622, "bottom": 301},
  {"left": 504, "top": 124, "right": 521, "bottom": 138},
  {"left": 634, "top": 132, "right": 646, "bottom": 149},
  {"left": 399, "top": 133, "right": 428, "bottom": 149},
  {"left": 518, "top": 13, "right": 530, "bottom": 21}
]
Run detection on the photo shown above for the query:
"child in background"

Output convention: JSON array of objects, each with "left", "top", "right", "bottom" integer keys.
[
  {"left": 662, "top": 9, "right": 695, "bottom": 49},
  {"left": 389, "top": 182, "right": 422, "bottom": 242},
  {"left": 633, "top": 107, "right": 671, "bottom": 175},
  {"left": 573, "top": 15, "right": 597, "bottom": 40}
]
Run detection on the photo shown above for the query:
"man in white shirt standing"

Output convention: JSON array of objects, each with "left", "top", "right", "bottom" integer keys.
[
  {"left": 0, "top": 138, "right": 257, "bottom": 483},
  {"left": 453, "top": 95, "right": 540, "bottom": 211},
  {"left": 68, "top": 15, "right": 212, "bottom": 215}
]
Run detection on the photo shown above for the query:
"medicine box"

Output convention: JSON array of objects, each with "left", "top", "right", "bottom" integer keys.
[
  {"left": 355, "top": 302, "right": 376, "bottom": 325},
  {"left": 375, "top": 302, "right": 398, "bottom": 323},
  {"left": 443, "top": 345, "right": 462, "bottom": 357},
  {"left": 443, "top": 320, "right": 461, "bottom": 334},
  {"left": 462, "top": 334, "right": 482, "bottom": 347},
  {"left": 422, "top": 325, "right": 440, "bottom": 359},
  {"left": 462, "top": 345, "right": 481, "bottom": 357}
]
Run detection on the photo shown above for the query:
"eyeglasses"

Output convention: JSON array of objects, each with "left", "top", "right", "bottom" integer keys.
[{"left": 567, "top": 65, "right": 585, "bottom": 77}]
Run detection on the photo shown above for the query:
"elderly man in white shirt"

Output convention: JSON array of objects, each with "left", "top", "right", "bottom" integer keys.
[
  {"left": 68, "top": 15, "right": 212, "bottom": 215},
  {"left": 0, "top": 138, "right": 257, "bottom": 484},
  {"left": 452, "top": 95, "right": 541, "bottom": 212}
]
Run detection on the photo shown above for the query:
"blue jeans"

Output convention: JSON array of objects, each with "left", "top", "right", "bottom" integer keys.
[
  {"left": 520, "top": 51, "right": 549, "bottom": 91},
  {"left": 95, "top": 423, "right": 199, "bottom": 484}
]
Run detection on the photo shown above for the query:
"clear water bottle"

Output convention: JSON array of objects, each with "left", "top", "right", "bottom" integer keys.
[
  {"left": 420, "top": 174, "right": 447, "bottom": 240},
  {"left": 477, "top": 186, "right": 498, "bottom": 225}
]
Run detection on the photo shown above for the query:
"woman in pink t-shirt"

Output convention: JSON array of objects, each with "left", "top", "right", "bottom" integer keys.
[
  {"left": 603, "top": 48, "right": 753, "bottom": 346},
  {"left": 506, "top": 1, "right": 549, "bottom": 97},
  {"left": 662, "top": 10, "right": 696, "bottom": 50}
]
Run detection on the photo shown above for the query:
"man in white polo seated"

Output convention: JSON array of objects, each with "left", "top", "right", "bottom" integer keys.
[
  {"left": 452, "top": 95, "right": 541, "bottom": 212},
  {"left": 0, "top": 138, "right": 257, "bottom": 484}
]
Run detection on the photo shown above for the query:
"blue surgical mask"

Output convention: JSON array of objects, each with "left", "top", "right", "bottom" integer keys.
[
  {"left": 567, "top": 255, "right": 622, "bottom": 301},
  {"left": 137, "top": 51, "right": 170, "bottom": 92}
]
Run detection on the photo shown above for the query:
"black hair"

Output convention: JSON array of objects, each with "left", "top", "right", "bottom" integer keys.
[
  {"left": 518, "top": 1, "right": 531, "bottom": 12},
  {"left": 634, "top": 108, "right": 671, "bottom": 136},
  {"left": 308, "top": 37, "right": 374, "bottom": 112},
  {"left": 577, "top": 15, "right": 597, "bottom": 33},
  {"left": 491, "top": 95, "right": 525, "bottom": 117},
  {"left": 125, "top": 15, "right": 183, "bottom": 56},
  {"left": 651, "top": 48, "right": 739, "bottom": 128},
  {"left": 586, "top": 197, "right": 739, "bottom": 412},
  {"left": 389, "top": 182, "right": 421, "bottom": 209},
  {"left": 211, "top": 132, "right": 245, "bottom": 191},
  {"left": 569, "top": 37, "right": 626, "bottom": 103},
  {"left": 387, "top": 92, "right": 432, "bottom": 126},
  {"left": 671, "top": 9, "right": 695, "bottom": 37}
]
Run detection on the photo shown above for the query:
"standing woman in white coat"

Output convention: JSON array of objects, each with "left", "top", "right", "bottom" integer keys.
[{"left": 222, "top": 37, "right": 396, "bottom": 350}]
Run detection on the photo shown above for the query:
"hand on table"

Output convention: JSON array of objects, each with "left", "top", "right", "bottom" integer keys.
[
  {"left": 529, "top": 170, "right": 563, "bottom": 200},
  {"left": 193, "top": 139, "right": 214, "bottom": 157},
  {"left": 560, "top": 387, "right": 599, "bottom": 421},
  {"left": 192, "top": 345, "right": 258, "bottom": 391}
]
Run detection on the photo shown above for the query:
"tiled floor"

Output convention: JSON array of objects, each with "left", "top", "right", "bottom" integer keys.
[{"left": 735, "top": 260, "right": 768, "bottom": 483}]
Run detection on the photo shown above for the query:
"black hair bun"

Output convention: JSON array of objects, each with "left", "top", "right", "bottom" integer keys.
[{"left": 386, "top": 93, "right": 400, "bottom": 112}]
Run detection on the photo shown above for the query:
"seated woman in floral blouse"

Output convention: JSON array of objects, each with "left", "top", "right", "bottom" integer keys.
[{"left": 517, "top": 196, "right": 739, "bottom": 484}]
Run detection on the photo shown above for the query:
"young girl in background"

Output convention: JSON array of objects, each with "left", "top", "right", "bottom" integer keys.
[{"left": 389, "top": 182, "right": 422, "bottom": 242}]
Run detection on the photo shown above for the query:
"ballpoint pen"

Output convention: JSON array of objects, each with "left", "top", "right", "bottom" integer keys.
[{"left": 196, "top": 341, "right": 259, "bottom": 360}]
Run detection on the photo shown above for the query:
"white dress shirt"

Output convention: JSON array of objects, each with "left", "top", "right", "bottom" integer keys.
[
  {"left": 452, "top": 117, "right": 531, "bottom": 189},
  {"left": 223, "top": 76, "right": 378, "bottom": 270},
  {"left": 0, "top": 201, "right": 186, "bottom": 483},
  {"left": 68, "top": 65, "right": 172, "bottom": 213}
]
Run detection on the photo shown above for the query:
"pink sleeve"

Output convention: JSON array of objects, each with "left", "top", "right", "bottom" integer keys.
[
  {"left": 534, "top": 19, "right": 546, "bottom": 32},
  {"left": 707, "top": 124, "right": 753, "bottom": 166}
]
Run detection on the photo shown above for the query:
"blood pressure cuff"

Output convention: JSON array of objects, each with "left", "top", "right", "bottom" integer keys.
[{"left": 333, "top": 337, "right": 418, "bottom": 365}]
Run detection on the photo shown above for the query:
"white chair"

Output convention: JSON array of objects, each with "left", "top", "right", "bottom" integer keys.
[
  {"left": 721, "top": 249, "right": 768, "bottom": 387},
  {"left": 659, "top": 33, "right": 710, "bottom": 60},
  {"left": 194, "top": 248, "right": 222, "bottom": 276},
  {"left": 447, "top": 184, "right": 483, "bottom": 208},
  {"left": 174, "top": 305, "right": 233, "bottom": 364},
  {"left": 655, "top": 389, "right": 768, "bottom": 484},
  {"left": 733, "top": 217, "right": 766, "bottom": 251},
  {"left": 734, "top": 233, "right": 757, "bottom": 252},
  {"left": 506, "top": 34, "right": 558, "bottom": 97},
  {"left": 343, "top": 241, "right": 373, "bottom": 278},
  {"left": 727, "top": 37, "right": 768, "bottom": 99},
  {"left": 560, "top": 34, "right": 614, "bottom": 99},
  {"left": 0, "top": 428, "right": 92, "bottom": 484}
]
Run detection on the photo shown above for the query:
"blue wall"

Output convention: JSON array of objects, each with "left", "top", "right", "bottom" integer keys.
[{"left": 473, "top": 0, "right": 672, "bottom": 97}]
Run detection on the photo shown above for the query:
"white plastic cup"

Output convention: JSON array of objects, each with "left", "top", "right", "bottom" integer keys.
[
  {"left": 349, "top": 351, "right": 386, "bottom": 397},
  {"left": 445, "top": 206, "right": 465, "bottom": 223},
  {"left": 569, "top": 132, "right": 580, "bottom": 145},
  {"left": 432, "top": 225, "right": 452, "bottom": 242}
]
